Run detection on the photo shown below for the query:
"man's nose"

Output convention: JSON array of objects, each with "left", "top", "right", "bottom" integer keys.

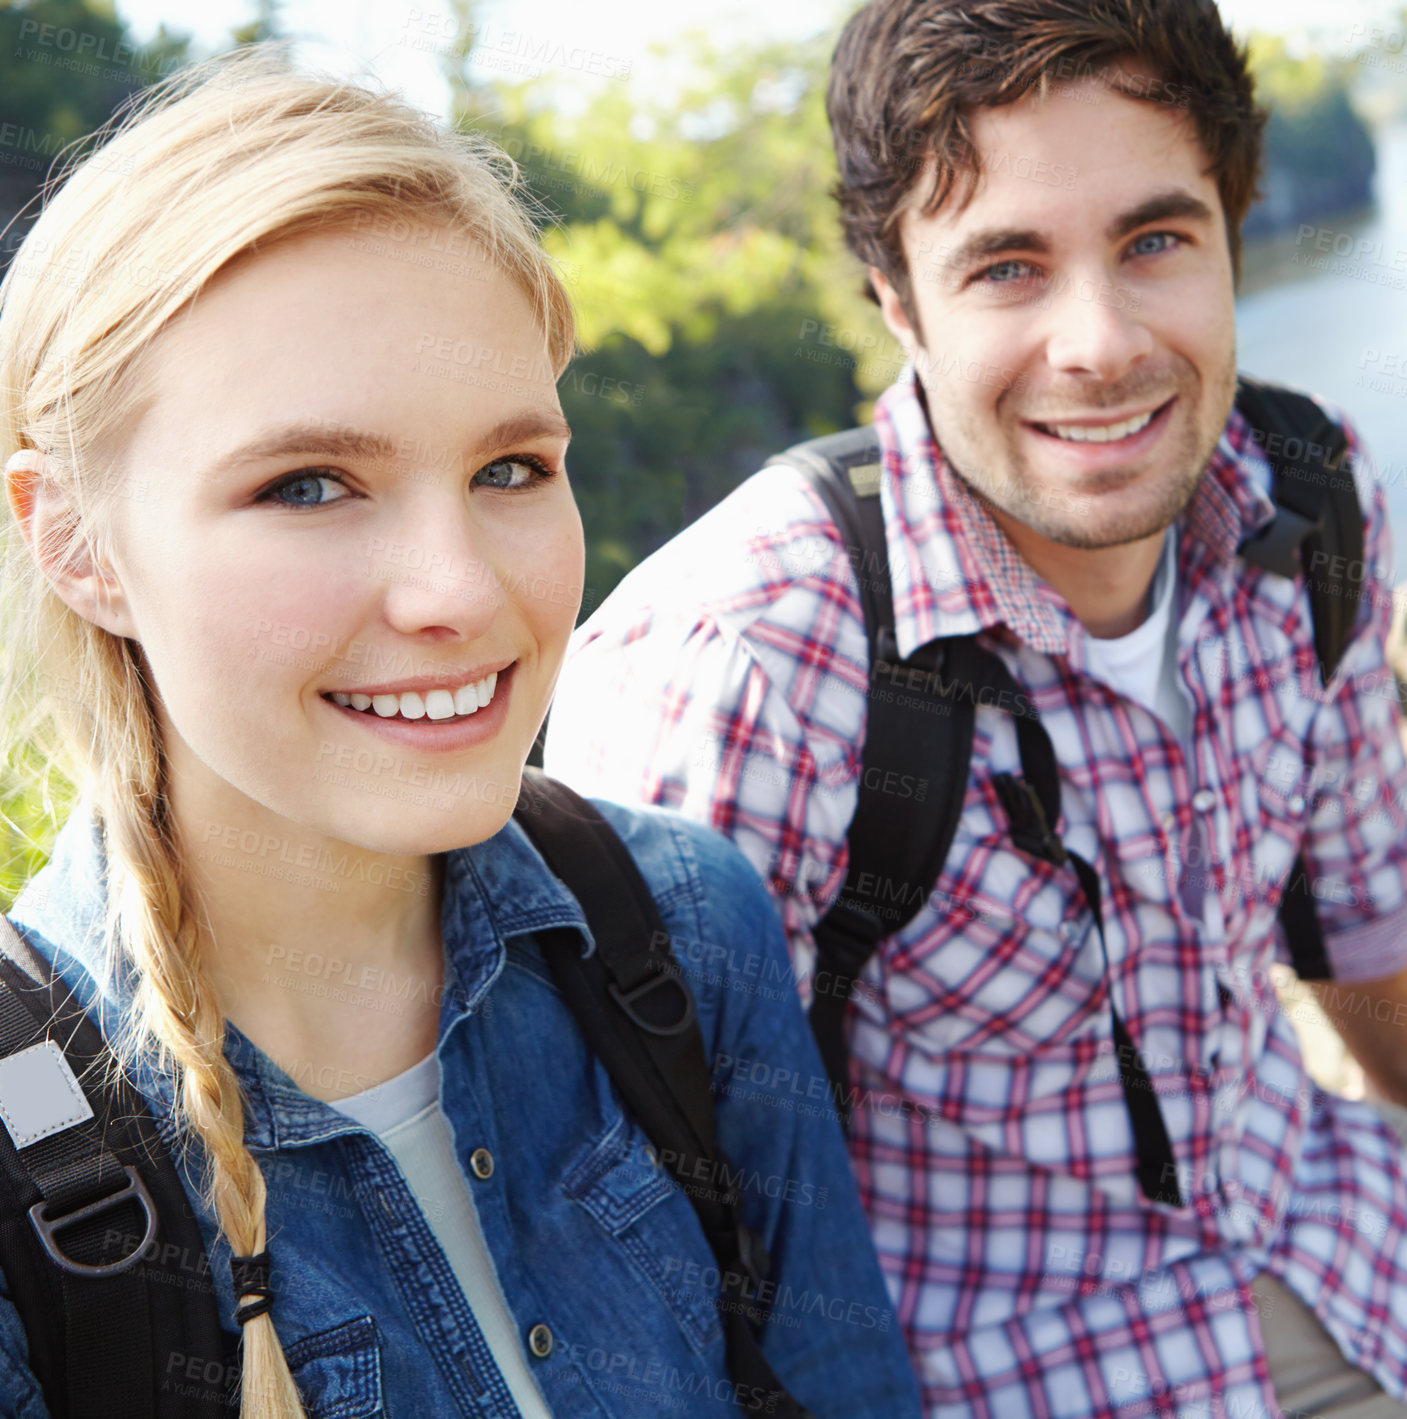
[{"left": 1042, "top": 274, "right": 1154, "bottom": 381}]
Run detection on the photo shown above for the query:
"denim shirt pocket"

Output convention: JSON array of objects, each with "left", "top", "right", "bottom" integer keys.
[
  {"left": 562, "top": 1109, "right": 723, "bottom": 1356},
  {"left": 283, "top": 1315, "right": 384, "bottom": 1419}
]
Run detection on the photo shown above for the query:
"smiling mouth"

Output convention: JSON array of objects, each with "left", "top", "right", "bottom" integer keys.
[
  {"left": 320, "top": 667, "right": 506, "bottom": 724},
  {"left": 1029, "top": 397, "right": 1175, "bottom": 444}
]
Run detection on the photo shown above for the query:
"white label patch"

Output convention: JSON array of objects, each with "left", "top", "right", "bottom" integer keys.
[{"left": 0, "top": 1039, "right": 94, "bottom": 1148}]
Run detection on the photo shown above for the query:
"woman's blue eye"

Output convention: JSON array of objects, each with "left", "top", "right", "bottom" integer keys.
[
  {"left": 262, "top": 471, "right": 348, "bottom": 506},
  {"left": 472, "top": 457, "right": 553, "bottom": 490}
]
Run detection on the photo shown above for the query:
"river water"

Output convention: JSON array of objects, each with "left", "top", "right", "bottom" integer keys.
[{"left": 1235, "top": 122, "right": 1407, "bottom": 579}]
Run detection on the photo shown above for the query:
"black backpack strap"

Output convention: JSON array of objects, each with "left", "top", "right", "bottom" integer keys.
[
  {"left": 511, "top": 771, "right": 814, "bottom": 1419},
  {"left": 765, "top": 430, "right": 973, "bottom": 1116},
  {"left": 1235, "top": 375, "right": 1361, "bottom": 683},
  {"left": 954, "top": 650, "right": 1182, "bottom": 1208},
  {"left": 0, "top": 916, "right": 230, "bottom": 1419},
  {"left": 1235, "top": 378, "right": 1363, "bottom": 981}
]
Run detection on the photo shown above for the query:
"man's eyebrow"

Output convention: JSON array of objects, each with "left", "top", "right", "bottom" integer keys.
[
  {"left": 208, "top": 411, "right": 570, "bottom": 476},
  {"left": 1107, "top": 190, "right": 1215, "bottom": 242},
  {"left": 938, "top": 228, "right": 1051, "bottom": 275}
]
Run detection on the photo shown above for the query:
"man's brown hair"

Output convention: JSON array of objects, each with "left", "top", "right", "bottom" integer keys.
[{"left": 827, "top": 0, "right": 1267, "bottom": 317}]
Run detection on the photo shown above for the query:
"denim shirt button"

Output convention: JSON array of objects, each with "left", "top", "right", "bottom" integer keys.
[
  {"left": 469, "top": 1147, "right": 494, "bottom": 1180},
  {"left": 527, "top": 1323, "right": 554, "bottom": 1359}
]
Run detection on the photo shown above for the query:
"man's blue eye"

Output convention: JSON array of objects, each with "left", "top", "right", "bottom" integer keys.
[
  {"left": 981, "top": 260, "right": 1033, "bottom": 284},
  {"left": 263, "top": 471, "right": 348, "bottom": 506},
  {"left": 1131, "top": 231, "right": 1179, "bottom": 257}
]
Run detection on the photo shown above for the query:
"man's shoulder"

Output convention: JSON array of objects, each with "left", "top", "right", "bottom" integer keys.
[{"left": 584, "top": 461, "right": 863, "bottom": 641}]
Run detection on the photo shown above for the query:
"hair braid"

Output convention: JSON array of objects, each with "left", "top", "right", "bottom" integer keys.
[{"left": 95, "top": 650, "right": 303, "bottom": 1418}]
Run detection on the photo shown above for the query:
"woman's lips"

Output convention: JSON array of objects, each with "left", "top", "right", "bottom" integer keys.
[{"left": 318, "top": 662, "right": 516, "bottom": 754}]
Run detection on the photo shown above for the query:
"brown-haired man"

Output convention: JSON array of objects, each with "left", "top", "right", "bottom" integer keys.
[{"left": 546, "top": 2, "right": 1407, "bottom": 1414}]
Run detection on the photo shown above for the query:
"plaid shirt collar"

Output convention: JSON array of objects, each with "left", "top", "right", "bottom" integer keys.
[{"left": 872, "top": 366, "right": 1280, "bottom": 660}]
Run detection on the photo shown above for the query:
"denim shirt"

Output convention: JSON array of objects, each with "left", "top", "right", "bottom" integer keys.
[{"left": 0, "top": 796, "right": 920, "bottom": 1419}]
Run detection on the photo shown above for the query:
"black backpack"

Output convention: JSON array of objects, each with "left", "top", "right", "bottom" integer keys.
[
  {"left": 0, "top": 773, "right": 816, "bottom": 1419},
  {"left": 764, "top": 374, "right": 1364, "bottom": 1209}
]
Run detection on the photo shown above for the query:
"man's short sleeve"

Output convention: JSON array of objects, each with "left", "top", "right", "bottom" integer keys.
[{"left": 1292, "top": 414, "right": 1407, "bottom": 981}]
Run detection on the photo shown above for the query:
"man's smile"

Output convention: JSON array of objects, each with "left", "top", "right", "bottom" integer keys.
[{"left": 1021, "top": 395, "right": 1178, "bottom": 466}]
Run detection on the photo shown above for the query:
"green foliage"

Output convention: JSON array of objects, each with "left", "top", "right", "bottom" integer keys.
[
  {"left": 0, "top": 745, "right": 71, "bottom": 911},
  {"left": 0, "top": 0, "right": 187, "bottom": 147},
  {"left": 463, "top": 34, "right": 889, "bottom": 605},
  {"left": 0, "top": 0, "right": 188, "bottom": 257}
]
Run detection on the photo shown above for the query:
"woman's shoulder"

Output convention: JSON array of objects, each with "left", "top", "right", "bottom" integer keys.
[
  {"left": 586, "top": 796, "right": 772, "bottom": 917},
  {"left": 576, "top": 796, "right": 796, "bottom": 1013}
]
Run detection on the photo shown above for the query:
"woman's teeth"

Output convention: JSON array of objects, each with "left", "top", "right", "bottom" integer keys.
[
  {"left": 1041, "top": 408, "right": 1158, "bottom": 443},
  {"left": 328, "top": 671, "right": 497, "bottom": 722}
]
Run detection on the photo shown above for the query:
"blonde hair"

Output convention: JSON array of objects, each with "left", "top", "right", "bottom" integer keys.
[{"left": 0, "top": 46, "right": 574, "bottom": 1418}]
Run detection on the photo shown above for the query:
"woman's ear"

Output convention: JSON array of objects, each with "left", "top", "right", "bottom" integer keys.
[{"left": 5, "top": 449, "right": 138, "bottom": 638}]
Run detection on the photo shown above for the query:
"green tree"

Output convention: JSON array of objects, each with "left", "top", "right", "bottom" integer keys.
[{"left": 0, "top": 0, "right": 188, "bottom": 262}]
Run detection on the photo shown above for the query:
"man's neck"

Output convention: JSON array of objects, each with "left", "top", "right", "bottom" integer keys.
[{"left": 988, "top": 505, "right": 1167, "bottom": 639}]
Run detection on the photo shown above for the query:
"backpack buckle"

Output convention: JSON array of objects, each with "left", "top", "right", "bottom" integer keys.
[
  {"left": 993, "top": 773, "right": 1068, "bottom": 866},
  {"left": 29, "top": 1164, "right": 158, "bottom": 1277},
  {"left": 608, "top": 969, "right": 697, "bottom": 1038}
]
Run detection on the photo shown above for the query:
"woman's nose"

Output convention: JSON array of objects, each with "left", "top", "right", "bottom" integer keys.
[{"left": 367, "top": 509, "right": 503, "bottom": 639}]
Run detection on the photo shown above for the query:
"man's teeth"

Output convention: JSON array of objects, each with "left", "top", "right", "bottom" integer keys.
[
  {"left": 328, "top": 671, "right": 498, "bottom": 721},
  {"left": 1043, "top": 408, "right": 1157, "bottom": 443}
]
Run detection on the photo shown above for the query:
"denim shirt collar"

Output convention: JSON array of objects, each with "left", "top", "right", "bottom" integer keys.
[{"left": 9, "top": 798, "right": 593, "bottom": 1150}]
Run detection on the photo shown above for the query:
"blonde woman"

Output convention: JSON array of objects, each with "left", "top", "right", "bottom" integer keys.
[{"left": 0, "top": 52, "right": 920, "bottom": 1419}]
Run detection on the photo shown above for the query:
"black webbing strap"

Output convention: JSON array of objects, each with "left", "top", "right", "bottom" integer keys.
[
  {"left": 768, "top": 430, "right": 976, "bottom": 1118},
  {"left": 0, "top": 928, "right": 155, "bottom": 1417},
  {"left": 962, "top": 648, "right": 1183, "bottom": 1208},
  {"left": 512, "top": 772, "right": 815, "bottom": 1418},
  {"left": 1234, "top": 378, "right": 1361, "bottom": 981},
  {"left": 0, "top": 918, "right": 230, "bottom": 1419}
]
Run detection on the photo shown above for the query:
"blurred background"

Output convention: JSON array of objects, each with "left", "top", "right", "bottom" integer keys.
[{"left": 1, "top": 0, "right": 1403, "bottom": 1089}]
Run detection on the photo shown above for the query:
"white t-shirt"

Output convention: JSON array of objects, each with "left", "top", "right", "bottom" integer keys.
[
  {"left": 329, "top": 1054, "right": 552, "bottom": 1418},
  {"left": 1079, "top": 526, "right": 1223, "bottom": 939},
  {"left": 1081, "top": 525, "right": 1191, "bottom": 740}
]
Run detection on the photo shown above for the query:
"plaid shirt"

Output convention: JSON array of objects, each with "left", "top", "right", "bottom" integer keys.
[{"left": 544, "top": 368, "right": 1407, "bottom": 1419}]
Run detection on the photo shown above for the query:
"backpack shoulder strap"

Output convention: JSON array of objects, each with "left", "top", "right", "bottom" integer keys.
[
  {"left": 510, "top": 771, "right": 814, "bottom": 1419},
  {"left": 1235, "top": 375, "right": 1362, "bottom": 684},
  {"left": 765, "top": 427, "right": 890, "bottom": 646},
  {"left": 0, "top": 915, "right": 230, "bottom": 1418},
  {"left": 765, "top": 430, "right": 975, "bottom": 1108},
  {"left": 1234, "top": 376, "right": 1364, "bottom": 982}
]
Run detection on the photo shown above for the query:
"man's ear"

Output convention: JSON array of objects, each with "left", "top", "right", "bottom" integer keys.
[
  {"left": 5, "top": 450, "right": 137, "bottom": 637},
  {"left": 868, "top": 265, "right": 923, "bottom": 361}
]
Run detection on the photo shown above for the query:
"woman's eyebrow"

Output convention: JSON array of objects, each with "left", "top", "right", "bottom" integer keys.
[
  {"left": 206, "top": 411, "right": 571, "bottom": 477},
  {"left": 478, "top": 411, "right": 572, "bottom": 450},
  {"left": 207, "top": 423, "right": 399, "bottom": 476}
]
